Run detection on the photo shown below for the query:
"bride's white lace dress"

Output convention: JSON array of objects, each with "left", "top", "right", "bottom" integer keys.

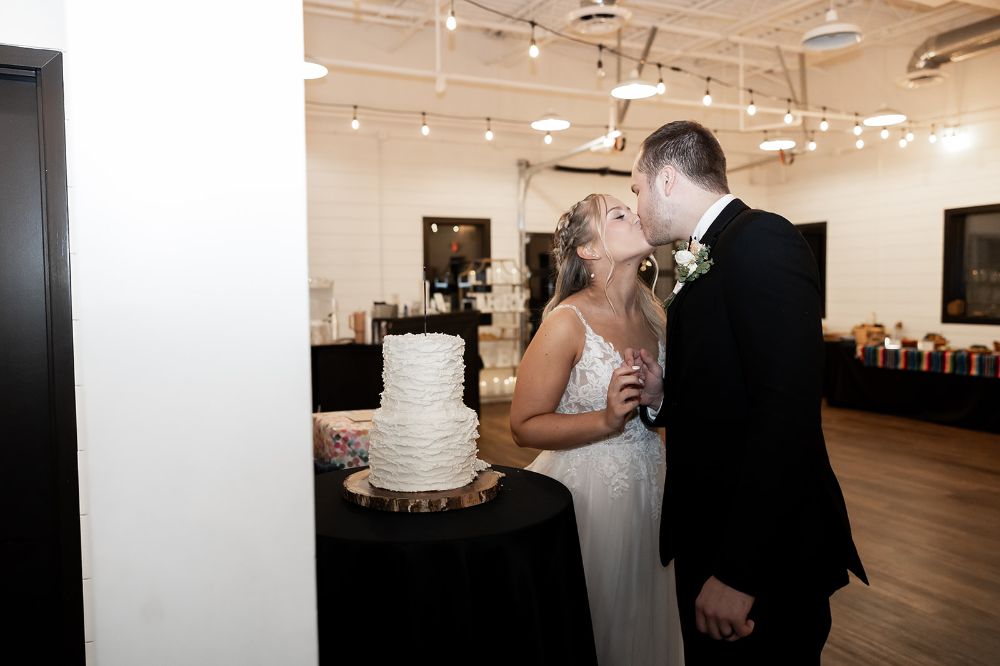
[{"left": 526, "top": 304, "right": 684, "bottom": 666}]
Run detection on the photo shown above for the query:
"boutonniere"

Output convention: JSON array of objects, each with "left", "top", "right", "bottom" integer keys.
[{"left": 665, "top": 238, "right": 713, "bottom": 306}]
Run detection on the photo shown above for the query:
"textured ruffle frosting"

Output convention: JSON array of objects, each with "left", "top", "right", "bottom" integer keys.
[{"left": 369, "top": 333, "right": 490, "bottom": 492}]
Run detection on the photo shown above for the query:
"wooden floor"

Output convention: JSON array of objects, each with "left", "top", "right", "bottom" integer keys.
[{"left": 477, "top": 402, "right": 1000, "bottom": 666}]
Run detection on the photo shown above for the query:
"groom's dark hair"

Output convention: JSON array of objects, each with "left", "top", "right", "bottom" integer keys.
[{"left": 638, "top": 120, "right": 729, "bottom": 194}]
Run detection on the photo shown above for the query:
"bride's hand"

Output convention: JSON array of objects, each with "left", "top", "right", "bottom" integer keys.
[
  {"left": 624, "top": 347, "right": 664, "bottom": 410},
  {"left": 604, "top": 364, "right": 643, "bottom": 432}
]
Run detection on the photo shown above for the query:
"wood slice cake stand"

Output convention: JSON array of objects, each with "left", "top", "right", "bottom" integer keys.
[{"left": 343, "top": 468, "right": 505, "bottom": 513}]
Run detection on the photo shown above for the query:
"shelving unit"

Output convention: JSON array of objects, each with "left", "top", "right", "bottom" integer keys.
[{"left": 460, "top": 258, "right": 528, "bottom": 403}]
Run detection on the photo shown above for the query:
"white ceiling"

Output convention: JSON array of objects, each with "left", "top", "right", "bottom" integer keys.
[{"left": 304, "top": 0, "right": 1000, "bottom": 162}]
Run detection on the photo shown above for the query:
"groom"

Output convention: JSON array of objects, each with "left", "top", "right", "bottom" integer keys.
[{"left": 628, "top": 120, "right": 867, "bottom": 664}]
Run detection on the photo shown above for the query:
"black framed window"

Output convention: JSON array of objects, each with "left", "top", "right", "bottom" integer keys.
[{"left": 942, "top": 204, "right": 1000, "bottom": 325}]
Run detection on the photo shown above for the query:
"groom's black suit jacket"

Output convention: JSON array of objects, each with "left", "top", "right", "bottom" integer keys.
[{"left": 640, "top": 198, "right": 867, "bottom": 599}]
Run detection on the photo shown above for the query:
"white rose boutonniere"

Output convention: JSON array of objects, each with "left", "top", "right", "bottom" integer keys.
[{"left": 666, "top": 237, "right": 714, "bottom": 305}]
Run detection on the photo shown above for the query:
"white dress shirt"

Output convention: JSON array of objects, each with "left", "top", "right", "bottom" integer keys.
[{"left": 646, "top": 193, "right": 736, "bottom": 420}]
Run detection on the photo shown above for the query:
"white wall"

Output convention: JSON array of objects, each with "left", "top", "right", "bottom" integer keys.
[
  {"left": 306, "top": 119, "right": 765, "bottom": 336},
  {"left": 760, "top": 116, "right": 1000, "bottom": 348},
  {"left": 2, "top": 2, "right": 319, "bottom": 665}
]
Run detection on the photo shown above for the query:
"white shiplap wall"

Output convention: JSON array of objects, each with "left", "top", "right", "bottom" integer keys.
[
  {"left": 306, "top": 122, "right": 766, "bottom": 337},
  {"left": 761, "top": 117, "right": 1000, "bottom": 348}
]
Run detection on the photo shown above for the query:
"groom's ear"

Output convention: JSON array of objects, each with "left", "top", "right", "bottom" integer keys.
[{"left": 659, "top": 165, "right": 676, "bottom": 197}]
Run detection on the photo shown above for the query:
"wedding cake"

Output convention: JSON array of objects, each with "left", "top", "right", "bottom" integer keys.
[{"left": 368, "top": 333, "right": 490, "bottom": 492}]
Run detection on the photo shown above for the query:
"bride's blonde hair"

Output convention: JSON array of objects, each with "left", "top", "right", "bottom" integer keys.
[{"left": 543, "top": 193, "right": 665, "bottom": 339}]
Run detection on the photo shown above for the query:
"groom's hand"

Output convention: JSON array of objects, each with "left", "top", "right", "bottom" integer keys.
[
  {"left": 695, "top": 576, "right": 755, "bottom": 641},
  {"left": 624, "top": 347, "right": 664, "bottom": 409}
]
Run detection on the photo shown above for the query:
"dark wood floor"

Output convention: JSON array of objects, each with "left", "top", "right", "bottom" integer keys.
[{"left": 477, "top": 402, "right": 1000, "bottom": 666}]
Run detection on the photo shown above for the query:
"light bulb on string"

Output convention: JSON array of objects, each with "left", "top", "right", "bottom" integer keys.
[
  {"left": 819, "top": 107, "right": 829, "bottom": 132},
  {"left": 484, "top": 117, "right": 494, "bottom": 142},
  {"left": 856, "top": 138, "right": 865, "bottom": 150},
  {"left": 898, "top": 129, "right": 908, "bottom": 148},
  {"left": 853, "top": 113, "right": 863, "bottom": 136},
  {"left": 446, "top": 1, "right": 457, "bottom": 31},
  {"left": 746, "top": 89, "right": 756, "bottom": 116},
  {"left": 929, "top": 125, "right": 938, "bottom": 144},
  {"left": 656, "top": 64, "right": 666, "bottom": 95},
  {"left": 544, "top": 131, "right": 553, "bottom": 145},
  {"left": 784, "top": 99, "right": 793, "bottom": 124},
  {"left": 702, "top": 77, "right": 712, "bottom": 106},
  {"left": 420, "top": 112, "right": 430, "bottom": 137},
  {"left": 880, "top": 127, "right": 889, "bottom": 140},
  {"left": 808, "top": 133, "right": 817, "bottom": 151},
  {"left": 351, "top": 105, "right": 359, "bottom": 130},
  {"left": 596, "top": 45, "right": 605, "bottom": 79},
  {"left": 528, "top": 22, "right": 539, "bottom": 58},
  {"left": 905, "top": 128, "right": 915, "bottom": 143}
]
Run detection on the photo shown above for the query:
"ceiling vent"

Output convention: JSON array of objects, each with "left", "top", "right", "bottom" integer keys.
[{"left": 565, "top": 1, "right": 631, "bottom": 37}]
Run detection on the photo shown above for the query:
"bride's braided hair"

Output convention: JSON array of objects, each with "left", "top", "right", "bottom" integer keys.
[{"left": 543, "top": 194, "right": 665, "bottom": 339}]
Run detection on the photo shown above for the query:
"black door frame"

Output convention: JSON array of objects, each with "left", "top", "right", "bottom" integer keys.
[{"left": 0, "top": 44, "right": 83, "bottom": 662}]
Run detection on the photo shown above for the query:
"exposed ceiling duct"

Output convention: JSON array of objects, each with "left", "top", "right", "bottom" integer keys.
[{"left": 903, "top": 14, "right": 1000, "bottom": 88}]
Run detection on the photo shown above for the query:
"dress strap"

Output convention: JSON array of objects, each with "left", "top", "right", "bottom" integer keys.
[{"left": 553, "top": 303, "right": 589, "bottom": 329}]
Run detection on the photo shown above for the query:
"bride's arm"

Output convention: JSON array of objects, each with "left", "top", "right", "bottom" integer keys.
[{"left": 510, "top": 309, "right": 640, "bottom": 450}]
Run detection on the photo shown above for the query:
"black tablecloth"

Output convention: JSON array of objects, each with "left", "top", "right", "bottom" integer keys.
[
  {"left": 824, "top": 340, "right": 1000, "bottom": 433},
  {"left": 314, "top": 466, "right": 598, "bottom": 665}
]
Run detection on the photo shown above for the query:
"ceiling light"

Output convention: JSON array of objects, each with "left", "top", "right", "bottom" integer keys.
[
  {"left": 544, "top": 131, "right": 553, "bottom": 145},
  {"left": 611, "top": 69, "right": 658, "bottom": 100},
  {"left": 760, "top": 134, "right": 796, "bottom": 151},
  {"left": 484, "top": 118, "right": 494, "bottom": 142},
  {"left": 802, "top": 8, "right": 862, "bottom": 52},
  {"left": 746, "top": 89, "right": 756, "bottom": 116},
  {"left": 856, "top": 138, "right": 865, "bottom": 149},
  {"left": 303, "top": 60, "right": 328, "bottom": 80},
  {"left": 808, "top": 134, "right": 817, "bottom": 151},
  {"left": 446, "top": 1, "right": 457, "bottom": 31},
  {"left": 853, "top": 113, "right": 863, "bottom": 136},
  {"left": 420, "top": 112, "right": 430, "bottom": 136},
  {"left": 929, "top": 125, "right": 938, "bottom": 144},
  {"left": 531, "top": 113, "right": 571, "bottom": 132},
  {"left": 819, "top": 107, "right": 829, "bottom": 132},
  {"left": 656, "top": 64, "right": 666, "bottom": 95},
  {"left": 905, "top": 129, "right": 915, "bottom": 143},
  {"left": 784, "top": 99, "right": 794, "bottom": 124},
  {"left": 351, "top": 105, "right": 359, "bottom": 130},
  {"left": 702, "top": 77, "right": 712, "bottom": 106},
  {"left": 864, "top": 108, "right": 907, "bottom": 127},
  {"left": 880, "top": 127, "right": 890, "bottom": 140},
  {"left": 528, "top": 22, "right": 539, "bottom": 58}
]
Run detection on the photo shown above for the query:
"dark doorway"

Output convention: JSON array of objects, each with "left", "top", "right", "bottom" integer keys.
[
  {"left": 423, "top": 217, "right": 491, "bottom": 311},
  {"left": 797, "top": 222, "right": 827, "bottom": 318},
  {"left": 0, "top": 45, "right": 83, "bottom": 663},
  {"left": 525, "top": 233, "right": 554, "bottom": 340}
]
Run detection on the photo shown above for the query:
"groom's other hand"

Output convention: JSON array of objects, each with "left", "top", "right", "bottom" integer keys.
[
  {"left": 695, "top": 576, "right": 755, "bottom": 641},
  {"left": 624, "top": 347, "right": 664, "bottom": 409}
]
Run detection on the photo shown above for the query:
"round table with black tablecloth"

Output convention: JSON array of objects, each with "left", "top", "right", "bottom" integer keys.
[{"left": 314, "top": 465, "right": 597, "bottom": 666}]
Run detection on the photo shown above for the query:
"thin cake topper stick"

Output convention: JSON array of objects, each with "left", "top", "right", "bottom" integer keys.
[{"left": 423, "top": 266, "right": 428, "bottom": 335}]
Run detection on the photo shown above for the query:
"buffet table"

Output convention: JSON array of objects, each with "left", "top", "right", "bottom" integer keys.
[
  {"left": 824, "top": 341, "right": 1000, "bottom": 433},
  {"left": 314, "top": 466, "right": 598, "bottom": 665}
]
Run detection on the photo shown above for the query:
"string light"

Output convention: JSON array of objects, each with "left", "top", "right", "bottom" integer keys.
[
  {"left": 853, "top": 113, "right": 863, "bottom": 136},
  {"left": 856, "top": 138, "right": 865, "bottom": 149},
  {"left": 819, "top": 107, "right": 829, "bottom": 132},
  {"left": 746, "top": 89, "right": 756, "bottom": 116},
  {"left": 484, "top": 117, "right": 494, "bottom": 141},
  {"left": 351, "top": 105, "right": 359, "bottom": 130},
  {"left": 656, "top": 63, "right": 666, "bottom": 95},
  {"left": 702, "top": 77, "right": 712, "bottom": 106},
  {"left": 929, "top": 125, "right": 938, "bottom": 144},
  {"left": 898, "top": 129, "right": 908, "bottom": 148},
  {"left": 420, "top": 112, "right": 430, "bottom": 136},
  {"left": 905, "top": 128, "right": 915, "bottom": 143},
  {"left": 528, "top": 21, "right": 539, "bottom": 58},
  {"left": 784, "top": 99, "right": 794, "bottom": 124},
  {"left": 808, "top": 133, "right": 817, "bottom": 151},
  {"left": 446, "top": 0, "right": 457, "bottom": 31},
  {"left": 543, "top": 131, "right": 553, "bottom": 145},
  {"left": 596, "top": 45, "right": 605, "bottom": 78},
  {"left": 880, "top": 127, "right": 890, "bottom": 140}
]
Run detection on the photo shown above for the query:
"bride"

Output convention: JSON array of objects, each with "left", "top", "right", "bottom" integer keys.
[{"left": 510, "top": 193, "right": 683, "bottom": 665}]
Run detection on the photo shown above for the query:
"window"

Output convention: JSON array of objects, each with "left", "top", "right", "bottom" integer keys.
[{"left": 942, "top": 205, "right": 1000, "bottom": 325}]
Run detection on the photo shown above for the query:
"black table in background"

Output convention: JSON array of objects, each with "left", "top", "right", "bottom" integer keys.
[
  {"left": 824, "top": 340, "right": 1000, "bottom": 433},
  {"left": 314, "top": 466, "right": 598, "bottom": 666}
]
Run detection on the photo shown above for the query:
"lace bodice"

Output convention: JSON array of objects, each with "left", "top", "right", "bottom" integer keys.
[{"left": 543, "top": 304, "right": 666, "bottom": 518}]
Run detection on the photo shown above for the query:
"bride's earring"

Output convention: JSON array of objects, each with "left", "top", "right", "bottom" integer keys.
[{"left": 590, "top": 272, "right": 595, "bottom": 279}]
